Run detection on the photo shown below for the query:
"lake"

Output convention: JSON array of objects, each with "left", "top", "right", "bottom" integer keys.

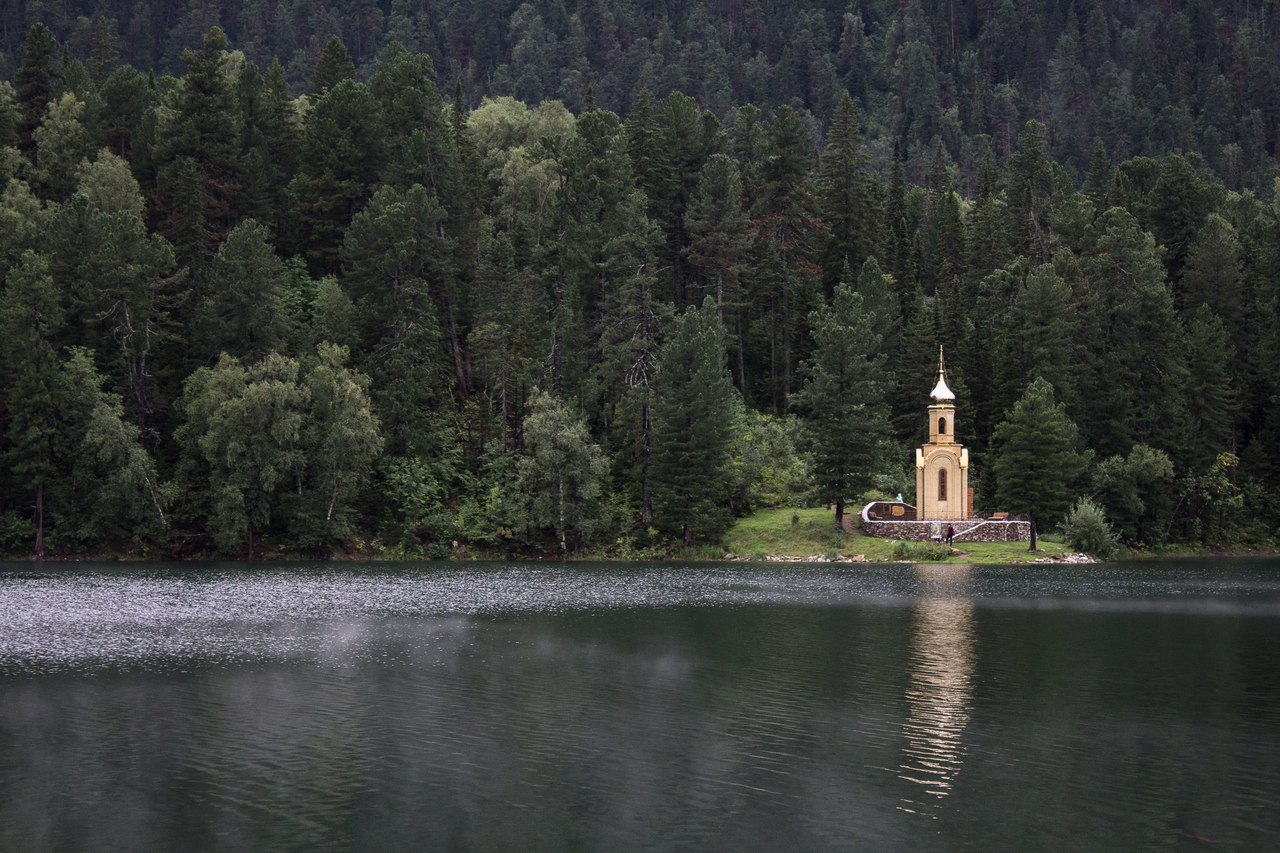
[{"left": 2, "top": 559, "right": 1279, "bottom": 851}]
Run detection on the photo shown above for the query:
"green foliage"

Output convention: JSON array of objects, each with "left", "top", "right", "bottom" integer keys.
[
  {"left": 175, "top": 349, "right": 381, "bottom": 555},
  {"left": 33, "top": 93, "right": 92, "bottom": 200},
  {"left": 1093, "top": 444, "right": 1175, "bottom": 546},
  {"left": 727, "top": 408, "right": 815, "bottom": 511},
  {"left": 1, "top": 15, "right": 1279, "bottom": 557},
  {"left": 516, "top": 389, "right": 610, "bottom": 554},
  {"left": 992, "top": 377, "right": 1089, "bottom": 529},
  {"left": 194, "top": 218, "right": 293, "bottom": 361},
  {"left": 651, "top": 298, "right": 738, "bottom": 543},
  {"left": 312, "top": 36, "right": 354, "bottom": 95},
  {"left": 792, "top": 276, "right": 891, "bottom": 527},
  {"left": 1061, "top": 498, "right": 1121, "bottom": 560},
  {"left": 63, "top": 348, "right": 171, "bottom": 543},
  {"left": 890, "top": 540, "right": 952, "bottom": 562}
]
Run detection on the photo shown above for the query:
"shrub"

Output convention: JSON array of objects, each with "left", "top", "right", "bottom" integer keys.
[
  {"left": 890, "top": 540, "right": 951, "bottom": 561},
  {"left": 1061, "top": 498, "right": 1121, "bottom": 559}
]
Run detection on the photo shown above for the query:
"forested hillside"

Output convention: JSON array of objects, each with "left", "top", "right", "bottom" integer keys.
[{"left": 0, "top": 1, "right": 1277, "bottom": 557}]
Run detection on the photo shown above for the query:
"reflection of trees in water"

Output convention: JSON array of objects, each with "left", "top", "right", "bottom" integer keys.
[{"left": 898, "top": 564, "right": 975, "bottom": 813}]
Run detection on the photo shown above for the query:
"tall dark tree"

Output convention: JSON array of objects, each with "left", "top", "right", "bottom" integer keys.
[
  {"left": 992, "top": 377, "right": 1089, "bottom": 533},
  {"left": 651, "top": 298, "right": 737, "bottom": 544},
  {"left": 193, "top": 219, "right": 294, "bottom": 363},
  {"left": 15, "top": 23, "right": 59, "bottom": 152},
  {"left": 1079, "top": 208, "right": 1189, "bottom": 461},
  {"left": 816, "top": 91, "right": 877, "bottom": 298},
  {"left": 0, "top": 251, "right": 65, "bottom": 556},
  {"left": 153, "top": 27, "right": 241, "bottom": 268},
  {"left": 312, "top": 35, "right": 356, "bottom": 95},
  {"left": 286, "top": 78, "right": 385, "bottom": 273},
  {"left": 792, "top": 276, "right": 891, "bottom": 529}
]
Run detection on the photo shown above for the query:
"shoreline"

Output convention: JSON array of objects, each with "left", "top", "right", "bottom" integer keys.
[{"left": 4, "top": 547, "right": 1278, "bottom": 566}]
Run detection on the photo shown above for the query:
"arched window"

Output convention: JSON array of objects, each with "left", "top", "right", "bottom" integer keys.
[
  {"left": 938, "top": 417, "right": 947, "bottom": 435},
  {"left": 938, "top": 468, "right": 948, "bottom": 502}
]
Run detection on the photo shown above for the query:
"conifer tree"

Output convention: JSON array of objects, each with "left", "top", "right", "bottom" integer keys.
[
  {"left": 1182, "top": 305, "right": 1239, "bottom": 468},
  {"left": 0, "top": 251, "right": 65, "bottom": 556},
  {"left": 312, "top": 35, "right": 356, "bottom": 95},
  {"left": 286, "top": 78, "right": 385, "bottom": 273},
  {"left": 1005, "top": 120, "right": 1059, "bottom": 261},
  {"left": 792, "top": 276, "right": 891, "bottom": 529},
  {"left": 1079, "top": 208, "right": 1189, "bottom": 460},
  {"left": 339, "top": 183, "right": 451, "bottom": 452},
  {"left": 816, "top": 91, "right": 877, "bottom": 298},
  {"left": 651, "top": 298, "right": 737, "bottom": 544},
  {"left": 685, "top": 152, "right": 749, "bottom": 386},
  {"left": 992, "top": 377, "right": 1089, "bottom": 534},
  {"left": 153, "top": 27, "right": 241, "bottom": 268},
  {"left": 15, "top": 23, "right": 58, "bottom": 152},
  {"left": 194, "top": 219, "right": 294, "bottom": 362}
]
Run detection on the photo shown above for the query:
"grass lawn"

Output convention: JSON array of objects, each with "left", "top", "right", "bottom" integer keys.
[{"left": 723, "top": 507, "right": 1073, "bottom": 564}]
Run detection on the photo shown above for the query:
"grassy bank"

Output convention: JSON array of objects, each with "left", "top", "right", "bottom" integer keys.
[{"left": 723, "top": 507, "right": 1073, "bottom": 564}]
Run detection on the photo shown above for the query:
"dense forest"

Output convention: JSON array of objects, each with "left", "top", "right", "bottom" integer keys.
[{"left": 0, "top": 0, "right": 1277, "bottom": 558}]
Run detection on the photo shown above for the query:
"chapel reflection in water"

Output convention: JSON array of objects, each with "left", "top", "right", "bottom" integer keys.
[{"left": 897, "top": 563, "right": 975, "bottom": 812}]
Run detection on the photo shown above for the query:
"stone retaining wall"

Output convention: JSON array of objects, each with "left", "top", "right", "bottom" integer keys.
[{"left": 858, "top": 504, "right": 1030, "bottom": 542}]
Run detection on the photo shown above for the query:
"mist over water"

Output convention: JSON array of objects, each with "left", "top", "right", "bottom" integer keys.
[{"left": 3, "top": 559, "right": 1279, "bottom": 851}]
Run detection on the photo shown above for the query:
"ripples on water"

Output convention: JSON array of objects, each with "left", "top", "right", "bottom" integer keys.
[{"left": 2, "top": 559, "right": 1280, "bottom": 851}]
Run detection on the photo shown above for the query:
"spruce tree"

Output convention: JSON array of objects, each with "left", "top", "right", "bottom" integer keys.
[
  {"left": 0, "top": 251, "right": 66, "bottom": 556},
  {"left": 1079, "top": 208, "right": 1189, "bottom": 461},
  {"left": 792, "top": 276, "right": 891, "bottom": 530},
  {"left": 312, "top": 36, "right": 356, "bottom": 95},
  {"left": 194, "top": 219, "right": 294, "bottom": 362},
  {"left": 651, "top": 298, "right": 737, "bottom": 544},
  {"left": 15, "top": 23, "right": 59, "bottom": 152},
  {"left": 991, "top": 377, "right": 1089, "bottom": 532},
  {"left": 816, "top": 91, "right": 877, "bottom": 298}
]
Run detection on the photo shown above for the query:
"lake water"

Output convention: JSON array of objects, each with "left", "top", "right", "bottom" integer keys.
[{"left": 2, "top": 559, "right": 1279, "bottom": 851}]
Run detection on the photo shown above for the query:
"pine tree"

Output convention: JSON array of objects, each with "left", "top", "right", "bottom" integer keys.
[
  {"left": 153, "top": 27, "right": 241, "bottom": 268},
  {"left": 1182, "top": 306, "right": 1239, "bottom": 469},
  {"left": 48, "top": 165, "right": 179, "bottom": 439},
  {"left": 15, "top": 23, "right": 59, "bottom": 153},
  {"left": 651, "top": 298, "right": 737, "bottom": 544},
  {"left": 339, "top": 183, "right": 451, "bottom": 452},
  {"left": 995, "top": 264, "right": 1080, "bottom": 420},
  {"left": 684, "top": 153, "right": 749, "bottom": 387},
  {"left": 468, "top": 223, "right": 546, "bottom": 446},
  {"left": 792, "top": 276, "right": 891, "bottom": 529},
  {"left": 816, "top": 91, "right": 877, "bottom": 298},
  {"left": 992, "top": 377, "right": 1088, "bottom": 532},
  {"left": 312, "top": 35, "right": 356, "bottom": 95},
  {"left": 1005, "top": 120, "right": 1059, "bottom": 262},
  {"left": 0, "top": 251, "right": 65, "bottom": 556},
  {"left": 1079, "top": 208, "right": 1189, "bottom": 461},
  {"left": 193, "top": 219, "right": 294, "bottom": 362},
  {"left": 286, "top": 78, "right": 386, "bottom": 273}
]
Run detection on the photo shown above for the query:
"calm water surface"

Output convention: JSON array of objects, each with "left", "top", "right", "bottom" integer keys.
[{"left": 2, "top": 559, "right": 1279, "bottom": 851}]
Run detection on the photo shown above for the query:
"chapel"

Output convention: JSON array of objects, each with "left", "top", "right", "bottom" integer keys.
[{"left": 916, "top": 349, "right": 972, "bottom": 520}]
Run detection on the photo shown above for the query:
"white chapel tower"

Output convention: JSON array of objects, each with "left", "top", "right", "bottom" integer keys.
[{"left": 915, "top": 348, "right": 971, "bottom": 520}]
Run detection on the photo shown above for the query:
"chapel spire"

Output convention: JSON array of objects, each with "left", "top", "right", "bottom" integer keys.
[{"left": 930, "top": 346, "right": 955, "bottom": 401}]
